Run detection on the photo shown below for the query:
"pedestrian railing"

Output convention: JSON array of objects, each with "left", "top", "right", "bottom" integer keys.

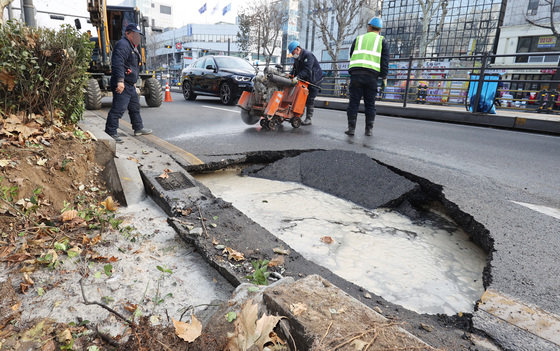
[{"left": 269, "top": 52, "right": 560, "bottom": 115}]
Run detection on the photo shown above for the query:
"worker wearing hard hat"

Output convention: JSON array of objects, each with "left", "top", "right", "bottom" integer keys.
[
  {"left": 288, "top": 41, "right": 323, "bottom": 126},
  {"left": 345, "top": 16, "right": 389, "bottom": 136}
]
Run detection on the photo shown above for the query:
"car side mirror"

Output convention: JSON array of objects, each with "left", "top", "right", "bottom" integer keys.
[{"left": 206, "top": 65, "right": 216, "bottom": 72}]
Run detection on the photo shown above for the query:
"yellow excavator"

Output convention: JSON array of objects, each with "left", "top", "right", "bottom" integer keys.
[{"left": 84, "top": 0, "right": 162, "bottom": 110}]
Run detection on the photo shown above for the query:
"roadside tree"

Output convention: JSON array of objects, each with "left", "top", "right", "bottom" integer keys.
[{"left": 237, "top": 0, "right": 287, "bottom": 66}]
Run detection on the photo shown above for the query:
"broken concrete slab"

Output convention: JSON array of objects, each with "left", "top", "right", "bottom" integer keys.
[
  {"left": 190, "top": 276, "right": 434, "bottom": 351},
  {"left": 113, "top": 157, "right": 146, "bottom": 206},
  {"left": 263, "top": 275, "right": 434, "bottom": 350},
  {"left": 248, "top": 149, "right": 419, "bottom": 209},
  {"left": 473, "top": 289, "right": 560, "bottom": 350}
]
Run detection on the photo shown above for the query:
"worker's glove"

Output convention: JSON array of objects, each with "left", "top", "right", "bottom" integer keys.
[
  {"left": 291, "top": 76, "right": 299, "bottom": 84},
  {"left": 381, "top": 78, "right": 387, "bottom": 89}
]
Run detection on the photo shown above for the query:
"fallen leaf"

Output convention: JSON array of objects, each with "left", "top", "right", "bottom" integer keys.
[
  {"left": 123, "top": 302, "right": 138, "bottom": 313},
  {"left": 0, "top": 70, "right": 15, "bottom": 91},
  {"left": 226, "top": 300, "right": 285, "bottom": 350},
  {"left": 0, "top": 159, "right": 11, "bottom": 167},
  {"left": 172, "top": 315, "right": 202, "bottom": 342},
  {"left": 178, "top": 208, "right": 192, "bottom": 216},
  {"left": 41, "top": 340, "right": 56, "bottom": 351},
  {"left": 223, "top": 247, "right": 245, "bottom": 261},
  {"left": 158, "top": 168, "right": 173, "bottom": 179},
  {"left": 23, "top": 272, "right": 34, "bottom": 285},
  {"left": 11, "top": 301, "right": 22, "bottom": 311},
  {"left": 127, "top": 156, "right": 139, "bottom": 163},
  {"left": 320, "top": 236, "right": 334, "bottom": 244},
  {"left": 100, "top": 196, "right": 118, "bottom": 211},
  {"left": 268, "top": 255, "right": 284, "bottom": 267},
  {"left": 36, "top": 158, "right": 48, "bottom": 166},
  {"left": 290, "top": 302, "right": 307, "bottom": 316},
  {"left": 273, "top": 247, "right": 289, "bottom": 255},
  {"left": 90, "top": 235, "right": 102, "bottom": 245},
  {"left": 61, "top": 209, "right": 78, "bottom": 222},
  {"left": 212, "top": 237, "right": 219, "bottom": 245}
]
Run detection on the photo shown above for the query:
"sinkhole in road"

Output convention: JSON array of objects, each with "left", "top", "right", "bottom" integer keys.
[{"left": 195, "top": 168, "right": 486, "bottom": 316}]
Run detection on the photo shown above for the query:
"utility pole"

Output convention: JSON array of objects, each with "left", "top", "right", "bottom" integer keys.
[{"left": 22, "top": 0, "right": 35, "bottom": 27}]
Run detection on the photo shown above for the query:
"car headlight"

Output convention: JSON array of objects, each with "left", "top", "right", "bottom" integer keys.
[{"left": 234, "top": 75, "right": 251, "bottom": 82}]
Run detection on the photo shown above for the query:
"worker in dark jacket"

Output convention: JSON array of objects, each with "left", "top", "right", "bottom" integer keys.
[
  {"left": 345, "top": 17, "right": 389, "bottom": 136},
  {"left": 104, "top": 23, "right": 152, "bottom": 143},
  {"left": 288, "top": 41, "right": 323, "bottom": 125}
]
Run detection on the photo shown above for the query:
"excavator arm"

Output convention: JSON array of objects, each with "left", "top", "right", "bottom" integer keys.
[{"left": 87, "top": 0, "right": 110, "bottom": 69}]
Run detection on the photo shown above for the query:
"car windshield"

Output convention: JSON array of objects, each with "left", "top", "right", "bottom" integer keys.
[{"left": 214, "top": 57, "right": 255, "bottom": 71}]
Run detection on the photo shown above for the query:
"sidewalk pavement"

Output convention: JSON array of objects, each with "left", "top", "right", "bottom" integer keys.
[
  {"left": 80, "top": 109, "right": 560, "bottom": 350},
  {"left": 315, "top": 96, "right": 560, "bottom": 135}
]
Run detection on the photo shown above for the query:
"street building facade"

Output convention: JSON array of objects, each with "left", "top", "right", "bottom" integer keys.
[
  {"left": 493, "top": 0, "right": 560, "bottom": 96},
  {"left": 383, "top": 0, "right": 506, "bottom": 58}
]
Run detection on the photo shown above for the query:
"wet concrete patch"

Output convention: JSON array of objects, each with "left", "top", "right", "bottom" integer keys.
[
  {"left": 166, "top": 149, "right": 497, "bottom": 349},
  {"left": 196, "top": 170, "right": 486, "bottom": 315}
]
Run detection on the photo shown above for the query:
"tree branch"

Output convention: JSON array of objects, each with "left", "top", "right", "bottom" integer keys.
[{"left": 79, "top": 277, "right": 132, "bottom": 325}]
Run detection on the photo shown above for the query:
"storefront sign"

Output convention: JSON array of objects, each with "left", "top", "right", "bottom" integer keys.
[{"left": 537, "top": 36, "right": 556, "bottom": 48}]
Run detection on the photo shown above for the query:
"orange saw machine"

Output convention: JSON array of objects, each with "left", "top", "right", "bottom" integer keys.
[{"left": 237, "top": 66, "right": 310, "bottom": 129}]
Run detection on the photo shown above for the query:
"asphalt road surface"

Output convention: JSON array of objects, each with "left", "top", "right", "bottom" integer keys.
[{"left": 99, "top": 92, "right": 560, "bottom": 316}]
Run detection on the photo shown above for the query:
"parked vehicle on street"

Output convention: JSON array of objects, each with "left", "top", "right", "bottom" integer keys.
[{"left": 181, "top": 56, "right": 256, "bottom": 105}]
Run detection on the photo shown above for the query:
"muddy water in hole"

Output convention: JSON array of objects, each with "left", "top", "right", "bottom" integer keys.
[{"left": 196, "top": 169, "right": 486, "bottom": 315}]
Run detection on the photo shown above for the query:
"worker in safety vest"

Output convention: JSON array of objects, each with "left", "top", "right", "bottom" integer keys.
[{"left": 345, "top": 17, "right": 389, "bottom": 136}]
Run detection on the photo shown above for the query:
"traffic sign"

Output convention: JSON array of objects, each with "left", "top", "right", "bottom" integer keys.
[{"left": 176, "top": 42, "right": 182, "bottom": 50}]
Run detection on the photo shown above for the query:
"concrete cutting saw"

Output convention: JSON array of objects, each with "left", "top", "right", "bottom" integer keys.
[{"left": 237, "top": 66, "right": 309, "bottom": 130}]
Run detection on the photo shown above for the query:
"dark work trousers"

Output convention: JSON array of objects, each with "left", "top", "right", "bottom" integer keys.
[
  {"left": 346, "top": 74, "right": 378, "bottom": 129},
  {"left": 305, "top": 85, "right": 319, "bottom": 118},
  {"left": 105, "top": 83, "right": 144, "bottom": 136}
]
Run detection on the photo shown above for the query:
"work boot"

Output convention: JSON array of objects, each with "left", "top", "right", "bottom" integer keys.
[
  {"left": 134, "top": 128, "right": 152, "bottom": 136},
  {"left": 302, "top": 105, "right": 313, "bottom": 125},
  {"left": 344, "top": 127, "right": 355, "bottom": 136},
  {"left": 365, "top": 127, "right": 373, "bottom": 136},
  {"left": 109, "top": 134, "right": 124, "bottom": 144}
]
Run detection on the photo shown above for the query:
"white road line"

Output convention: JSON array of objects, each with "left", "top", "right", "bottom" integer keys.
[
  {"left": 511, "top": 201, "right": 560, "bottom": 220},
  {"left": 202, "top": 105, "right": 240, "bottom": 113}
]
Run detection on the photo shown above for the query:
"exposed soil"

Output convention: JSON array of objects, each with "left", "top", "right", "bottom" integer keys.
[{"left": 0, "top": 114, "right": 230, "bottom": 350}]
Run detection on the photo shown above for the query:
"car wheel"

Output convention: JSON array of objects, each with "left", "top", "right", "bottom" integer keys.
[
  {"left": 220, "top": 82, "right": 235, "bottom": 105},
  {"left": 182, "top": 80, "right": 196, "bottom": 101}
]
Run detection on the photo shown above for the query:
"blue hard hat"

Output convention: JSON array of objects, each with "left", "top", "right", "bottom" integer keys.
[
  {"left": 288, "top": 41, "right": 300, "bottom": 54},
  {"left": 368, "top": 17, "right": 383, "bottom": 29}
]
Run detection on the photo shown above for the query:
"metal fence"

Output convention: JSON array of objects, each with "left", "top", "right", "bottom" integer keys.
[{"left": 271, "top": 52, "right": 560, "bottom": 115}]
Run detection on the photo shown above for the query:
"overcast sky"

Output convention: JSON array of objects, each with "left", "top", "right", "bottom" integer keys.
[{"left": 172, "top": 0, "right": 244, "bottom": 27}]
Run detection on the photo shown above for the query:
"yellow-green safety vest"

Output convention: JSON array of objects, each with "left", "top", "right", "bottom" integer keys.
[{"left": 349, "top": 32, "right": 383, "bottom": 72}]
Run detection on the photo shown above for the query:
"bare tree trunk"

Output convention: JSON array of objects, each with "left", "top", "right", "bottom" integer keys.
[{"left": 0, "top": 0, "right": 15, "bottom": 23}]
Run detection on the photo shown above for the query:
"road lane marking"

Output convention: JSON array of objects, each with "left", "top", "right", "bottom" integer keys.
[
  {"left": 119, "top": 120, "right": 204, "bottom": 165},
  {"left": 511, "top": 201, "right": 560, "bottom": 220},
  {"left": 202, "top": 105, "right": 240, "bottom": 113}
]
